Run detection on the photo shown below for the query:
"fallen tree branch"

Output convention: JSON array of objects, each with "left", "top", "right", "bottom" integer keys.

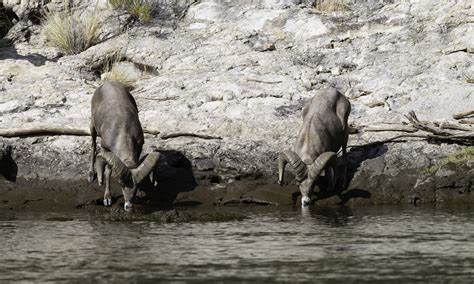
[
  {"left": 349, "top": 132, "right": 474, "bottom": 148},
  {"left": 348, "top": 134, "right": 427, "bottom": 148},
  {"left": 433, "top": 121, "right": 474, "bottom": 132},
  {"left": 0, "top": 126, "right": 221, "bottom": 140},
  {"left": 0, "top": 126, "right": 91, "bottom": 137},
  {"left": 362, "top": 125, "right": 417, "bottom": 133},
  {"left": 0, "top": 126, "right": 161, "bottom": 137},
  {"left": 159, "top": 132, "right": 222, "bottom": 140},
  {"left": 426, "top": 132, "right": 474, "bottom": 145},
  {"left": 351, "top": 111, "right": 474, "bottom": 147},
  {"left": 246, "top": 78, "right": 283, "bottom": 84},
  {"left": 453, "top": 110, "right": 474, "bottom": 120},
  {"left": 458, "top": 119, "right": 474, "bottom": 125},
  {"left": 404, "top": 111, "right": 452, "bottom": 136},
  {"left": 143, "top": 128, "right": 160, "bottom": 135},
  {"left": 136, "top": 96, "right": 179, "bottom": 102}
]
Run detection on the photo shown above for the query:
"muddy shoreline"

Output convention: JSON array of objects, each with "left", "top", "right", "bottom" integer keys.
[
  {"left": 1, "top": 138, "right": 473, "bottom": 212},
  {"left": 1, "top": 157, "right": 473, "bottom": 214}
]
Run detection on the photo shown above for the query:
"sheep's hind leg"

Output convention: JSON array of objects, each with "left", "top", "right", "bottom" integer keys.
[{"left": 103, "top": 165, "right": 112, "bottom": 206}]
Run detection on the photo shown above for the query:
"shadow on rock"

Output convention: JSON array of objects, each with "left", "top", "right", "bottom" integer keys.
[
  {"left": 138, "top": 150, "right": 197, "bottom": 207},
  {"left": 0, "top": 3, "right": 19, "bottom": 39},
  {"left": 339, "top": 144, "right": 388, "bottom": 204},
  {"left": 0, "top": 45, "right": 60, "bottom": 66},
  {"left": 0, "top": 6, "right": 59, "bottom": 66},
  {"left": 306, "top": 144, "right": 387, "bottom": 205},
  {"left": 0, "top": 144, "right": 18, "bottom": 182}
]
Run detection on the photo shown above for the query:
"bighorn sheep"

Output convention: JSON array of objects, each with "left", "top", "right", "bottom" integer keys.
[
  {"left": 278, "top": 88, "right": 351, "bottom": 206},
  {"left": 89, "top": 82, "right": 160, "bottom": 212}
]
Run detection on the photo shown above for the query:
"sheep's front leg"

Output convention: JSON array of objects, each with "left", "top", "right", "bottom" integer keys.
[
  {"left": 88, "top": 125, "right": 97, "bottom": 183},
  {"left": 340, "top": 133, "right": 349, "bottom": 191},
  {"left": 103, "top": 165, "right": 112, "bottom": 207},
  {"left": 326, "top": 165, "right": 336, "bottom": 192}
]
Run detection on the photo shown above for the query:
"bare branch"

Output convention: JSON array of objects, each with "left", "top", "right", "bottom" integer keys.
[
  {"left": 453, "top": 110, "right": 474, "bottom": 120},
  {"left": 159, "top": 132, "right": 222, "bottom": 140},
  {"left": 0, "top": 126, "right": 161, "bottom": 137},
  {"left": 433, "top": 121, "right": 474, "bottom": 132},
  {"left": 0, "top": 126, "right": 90, "bottom": 137},
  {"left": 362, "top": 125, "right": 417, "bottom": 133},
  {"left": 458, "top": 119, "right": 474, "bottom": 125},
  {"left": 348, "top": 134, "right": 427, "bottom": 148},
  {"left": 404, "top": 111, "right": 452, "bottom": 136}
]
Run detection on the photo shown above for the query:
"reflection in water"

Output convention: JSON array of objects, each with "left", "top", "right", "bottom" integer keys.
[{"left": 1, "top": 205, "right": 474, "bottom": 282}]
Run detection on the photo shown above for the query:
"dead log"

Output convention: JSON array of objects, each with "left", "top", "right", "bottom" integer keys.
[
  {"left": 433, "top": 121, "right": 474, "bottom": 132},
  {"left": 0, "top": 126, "right": 223, "bottom": 140},
  {"left": 0, "top": 126, "right": 160, "bottom": 137},
  {"left": 404, "top": 111, "right": 452, "bottom": 136},
  {"left": 0, "top": 126, "right": 91, "bottom": 137},
  {"left": 458, "top": 119, "right": 474, "bottom": 125},
  {"left": 453, "top": 110, "right": 474, "bottom": 120},
  {"left": 351, "top": 112, "right": 474, "bottom": 147}
]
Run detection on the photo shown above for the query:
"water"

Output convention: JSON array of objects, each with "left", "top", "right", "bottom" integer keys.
[{"left": 1, "top": 205, "right": 473, "bottom": 282}]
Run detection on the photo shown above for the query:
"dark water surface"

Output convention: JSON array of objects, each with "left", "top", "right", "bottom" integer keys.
[{"left": 1, "top": 205, "right": 473, "bottom": 282}]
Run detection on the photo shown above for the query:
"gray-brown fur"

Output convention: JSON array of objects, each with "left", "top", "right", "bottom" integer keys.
[
  {"left": 89, "top": 82, "right": 160, "bottom": 211},
  {"left": 279, "top": 88, "right": 351, "bottom": 206}
]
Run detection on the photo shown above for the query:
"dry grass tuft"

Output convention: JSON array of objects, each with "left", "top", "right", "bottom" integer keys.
[
  {"left": 314, "top": 0, "right": 350, "bottom": 12},
  {"left": 43, "top": 9, "right": 100, "bottom": 55},
  {"left": 101, "top": 51, "right": 137, "bottom": 89}
]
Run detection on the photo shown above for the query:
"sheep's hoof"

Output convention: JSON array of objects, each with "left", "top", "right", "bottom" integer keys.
[
  {"left": 103, "top": 198, "right": 112, "bottom": 207},
  {"left": 87, "top": 171, "right": 96, "bottom": 183},
  {"left": 124, "top": 202, "right": 133, "bottom": 212}
]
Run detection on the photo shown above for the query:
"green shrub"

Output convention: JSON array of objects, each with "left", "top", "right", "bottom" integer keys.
[
  {"left": 313, "top": 0, "right": 350, "bottom": 12},
  {"left": 108, "top": 0, "right": 153, "bottom": 23},
  {"left": 43, "top": 10, "right": 100, "bottom": 55}
]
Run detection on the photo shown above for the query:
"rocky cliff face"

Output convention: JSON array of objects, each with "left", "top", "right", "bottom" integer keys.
[{"left": 0, "top": 0, "right": 473, "bottom": 206}]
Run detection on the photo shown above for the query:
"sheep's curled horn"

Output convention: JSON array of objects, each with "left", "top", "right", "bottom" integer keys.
[
  {"left": 278, "top": 150, "right": 336, "bottom": 184},
  {"left": 97, "top": 151, "right": 160, "bottom": 187}
]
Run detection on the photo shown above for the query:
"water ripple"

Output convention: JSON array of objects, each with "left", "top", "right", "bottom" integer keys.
[{"left": 1, "top": 205, "right": 474, "bottom": 282}]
